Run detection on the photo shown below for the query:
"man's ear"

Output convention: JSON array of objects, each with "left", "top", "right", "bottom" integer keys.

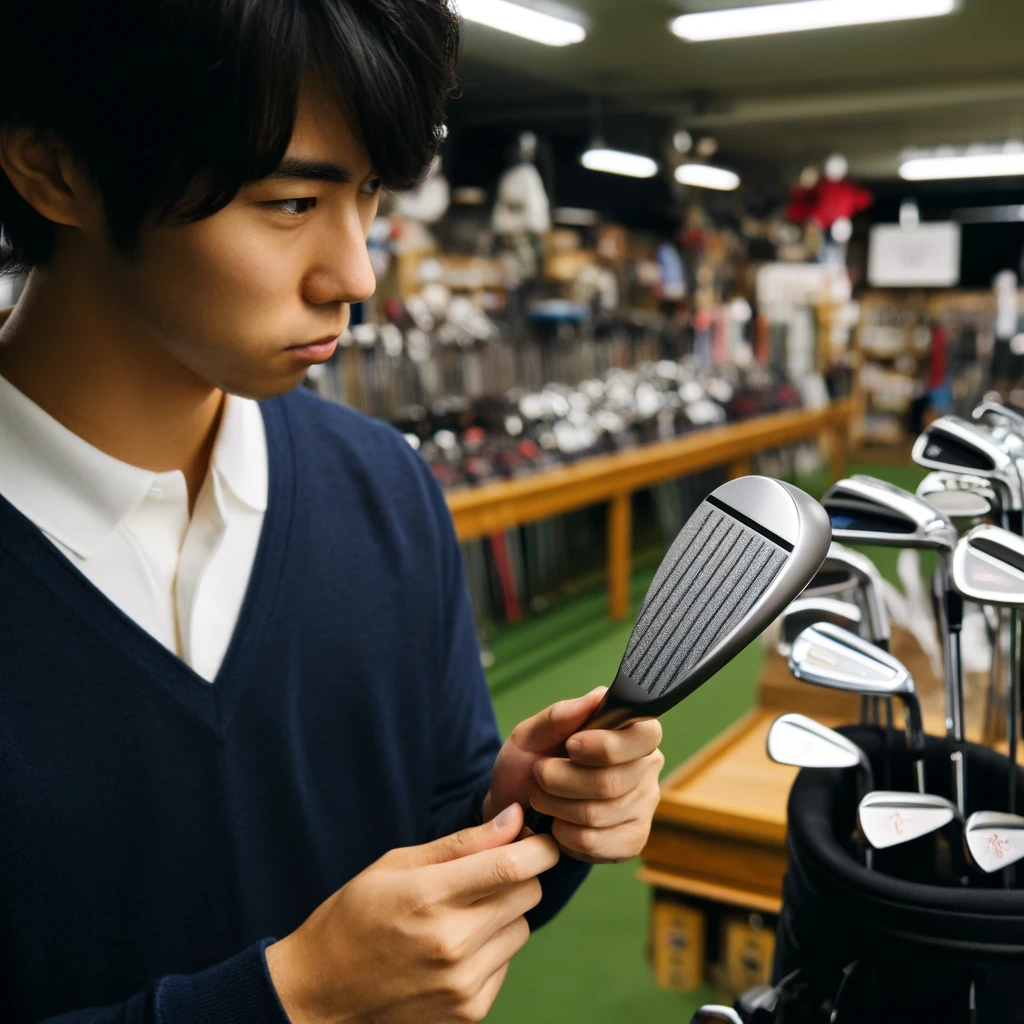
[{"left": 0, "top": 126, "right": 91, "bottom": 230}]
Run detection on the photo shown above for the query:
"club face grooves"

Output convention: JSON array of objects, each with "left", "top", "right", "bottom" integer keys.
[{"left": 624, "top": 501, "right": 788, "bottom": 696}]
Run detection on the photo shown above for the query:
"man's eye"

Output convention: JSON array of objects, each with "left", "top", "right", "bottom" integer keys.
[
  {"left": 361, "top": 178, "right": 384, "bottom": 197},
  {"left": 267, "top": 198, "right": 317, "bottom": 216}
]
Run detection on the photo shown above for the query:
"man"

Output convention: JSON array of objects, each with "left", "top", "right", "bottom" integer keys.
[{"left": 0, "top": 2, "right": 665, "bottom": 1022}]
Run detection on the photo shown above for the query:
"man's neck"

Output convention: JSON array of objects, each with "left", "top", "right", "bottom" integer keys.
[{"left": 0, "top": 274, "right": 224, "bottom": 511}]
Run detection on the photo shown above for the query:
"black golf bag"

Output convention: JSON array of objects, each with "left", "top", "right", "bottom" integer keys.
[{"left": 770, "top": 729, "right": 1024, "bottom": 1024}]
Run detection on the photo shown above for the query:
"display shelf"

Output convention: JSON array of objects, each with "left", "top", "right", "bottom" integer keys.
[{"left": 446, "top": 399, "right": 856, "bottom": 620}]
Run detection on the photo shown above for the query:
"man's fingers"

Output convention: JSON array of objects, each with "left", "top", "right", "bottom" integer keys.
[
  {"left": 432, "top": 832, "right": 560, "bottom": 905},
  {"left": 533, "top": 755, "right": 649, "bottom": 800},
  {"left": 564, "top": 718, "right": 662, "bottom": 766},
  {"left": 399, "top": 803, "right": 526, "bottom": 869},
  {"left": 510, "top": 687, "right": 607, "bottom": 754},
  {"left": 528, "top": 780, "right": 637, "bottom": 829}
]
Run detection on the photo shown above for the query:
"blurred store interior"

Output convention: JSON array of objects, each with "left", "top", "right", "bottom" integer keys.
[{"left": 5, "top": 1, "right": 1024, "bottom": 1020}]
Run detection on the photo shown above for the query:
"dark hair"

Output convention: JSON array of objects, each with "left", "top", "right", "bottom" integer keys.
[{"left": 0, "top": 0, "right": 459, "bottom": 274}]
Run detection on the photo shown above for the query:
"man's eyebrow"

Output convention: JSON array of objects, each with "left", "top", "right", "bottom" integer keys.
[{"left": 262, "top": 158, "right": 354, "bottom": 184}]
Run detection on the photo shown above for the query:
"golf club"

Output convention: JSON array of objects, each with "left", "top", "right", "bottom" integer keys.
[
  {"left": 917, "top": 471, "right": 1000, "bottom": 524},
  {"left": 790, "top": 623, "right": 926, "bottom": 794},
  {"left": 767, "top": 714, "right": 875, "bottom": 796},
  {"left": 917, "top": 470, "right": 1007, "bottom": 756},
  {"left": 807, "top": 543, "right": 892, "bottom": 650},
  {"left": 690, "top": 1008, "right": 743, "bottom": 1024},
  {"left": 779, "top": 598, "right": 862, "bottom": 658},
  {"left": 805, "top": 541, "right": 892, "bottom": 726},
  {"left": 913, "top": 416, "right": 1023, "bottom": 534},
  {"left": 857, "top": 792, "right": 963, "bottom": 877},
  {"left": 821, "top": 475, "right": 964, "bottom": 810},
  {"left": 951, "top": 523, "right": 1024, "bottom": 817},
  {"left": 768, "top": 713, "right": 875, "bottom": 868},
  {"left": 522, "top": 475, "right": 832, "bottom": 835},
  {"left": 963, "top": 811, "right": 1024, "bottom": 873},
  {"left": 973, "top": 399, "right": 1024, "bottom": 434}
]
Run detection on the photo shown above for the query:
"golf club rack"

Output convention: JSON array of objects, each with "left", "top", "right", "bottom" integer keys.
[{"left": 693, "top": 395, "right": 1024, "bottom": 1024}]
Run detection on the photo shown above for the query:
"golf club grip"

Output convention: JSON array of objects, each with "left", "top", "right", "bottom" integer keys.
[{"left": 521, "top": 693, "right": 641, "bottom": 836}]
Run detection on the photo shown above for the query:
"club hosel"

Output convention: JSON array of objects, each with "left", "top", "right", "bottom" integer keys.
[{"left": 579, "top": 683, "right": 642, "bottom": 732}]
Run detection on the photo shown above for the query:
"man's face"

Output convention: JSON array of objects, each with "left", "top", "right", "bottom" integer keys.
[{"left": 99, "top": 84, "right": 380, "bottom": 399}]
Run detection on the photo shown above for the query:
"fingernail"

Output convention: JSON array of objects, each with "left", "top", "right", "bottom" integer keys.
[
  {"left": 494, "top": 805, "right": 517, "bottom": 830},
  {"left": 566, "top": 739, "right": 584, "bottom": 760}
]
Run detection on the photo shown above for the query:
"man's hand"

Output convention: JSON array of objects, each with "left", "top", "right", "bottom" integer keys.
[
  {"left": 265, "top": 803, "right": 558, "bottom": 1024},
  {"left": 482, "top": 686, "right": 665, "bottom": 865}
]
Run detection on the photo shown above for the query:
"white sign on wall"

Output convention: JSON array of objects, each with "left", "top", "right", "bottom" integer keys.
[{"left": 867, "top": 223, "right": 962, "bottom": 288}]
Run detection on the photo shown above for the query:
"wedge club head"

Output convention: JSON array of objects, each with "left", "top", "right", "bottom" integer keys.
[
  {"left": 523, "top": 476, "right": 831, "bottom": 834},
  {"left": 779, "top": 598, "right": 862, "bottom": 657},
  {"left": 858, "top": 791, "right": 962, "bottom": 850},
  {"left": 767, "top": 713, "right": 874, "bottom": 794},
  {"left": 790, "top": 623, "right": 925, "bottom": 791},
  {"left": 963, "top": 811, "right": 1024, "bottom": 873}
]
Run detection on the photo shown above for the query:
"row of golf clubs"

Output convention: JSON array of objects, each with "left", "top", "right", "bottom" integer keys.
[
  {"left": 690, "top": 399, "right": 1024, "bottom": 1023},
  {"left": 767, "top": 711, "right": 1020, "bottom": 877}
]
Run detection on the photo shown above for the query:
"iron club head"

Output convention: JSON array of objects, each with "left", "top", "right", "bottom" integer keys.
[
  {"left": 789, "top": 623, "right": 925, "bottom": 790},
  {"left": 822, "top": 475, "right": 957, "bottom": 553},
  {"left": 805, "top": 542, "right": 890, "bottom": 647},
  {"left": 858, "top": 791, "right": 962, "bottom": 850},
  {"left": 690, "top": 1008, "right": 743, "bottom": 1024},
  {"left": 916, "top": 471, "right": 1000, "bottom": 524},
  {"left": 779, "top": 598, "right": 862, "bottom": 657},
  {"left": 789, "top": 624, "right": 924, "bottom": 753},
  {"left": 913, "top": 415, "right": 1024, "bottom": 521},
  {"left": 953, "top": 524, "right": 1024, "bottom": 607},
  {"left": 963, "top": 811, "right": 1024, "bottom": 873},
  {"left": 767, "top": 713, "right": 874, "bottom": 793}
]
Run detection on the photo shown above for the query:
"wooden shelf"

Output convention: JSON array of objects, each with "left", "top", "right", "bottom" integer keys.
[{"left": 446, "top": 400, "right": 856, "bottom": 619}]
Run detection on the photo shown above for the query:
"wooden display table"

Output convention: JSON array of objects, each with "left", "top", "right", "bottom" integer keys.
[
  {"left": 640, "top": 708, "right": 799, "bottom": 915},
  {"left": 446, "top": 400, "right": 856, "bottom": 621}
]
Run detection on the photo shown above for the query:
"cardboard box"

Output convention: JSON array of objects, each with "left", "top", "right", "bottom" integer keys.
[
  {"left": 649, "top": 895, "right": 706, "bottom": 993},
  {"left": 721, "top": 912, "right": 776, "bottom": 996}
]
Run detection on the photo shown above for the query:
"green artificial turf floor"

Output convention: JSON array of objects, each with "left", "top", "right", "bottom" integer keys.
[{"left": 483, "top": 462, "right": 928, "bottom": 1023}]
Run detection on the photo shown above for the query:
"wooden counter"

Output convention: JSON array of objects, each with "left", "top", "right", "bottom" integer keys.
[{"left": 446, "top": 399, "right": 856, "bottom": 620}]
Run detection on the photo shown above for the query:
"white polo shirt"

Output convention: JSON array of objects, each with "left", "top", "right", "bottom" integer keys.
[{"left": 0, "top": 373, "right": 268, "bottom": 682}]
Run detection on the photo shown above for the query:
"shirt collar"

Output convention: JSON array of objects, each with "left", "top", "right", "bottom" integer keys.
[
  {"left": 210, "top": 393, "right": 268, "bottom": 514},
  {"left": 0, "top": 374, "right": 268, "bottom": 558}
]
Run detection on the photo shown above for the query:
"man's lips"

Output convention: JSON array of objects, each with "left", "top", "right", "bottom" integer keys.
[{"left": 288, "top": 335, "right": 340, "bottom": 362}]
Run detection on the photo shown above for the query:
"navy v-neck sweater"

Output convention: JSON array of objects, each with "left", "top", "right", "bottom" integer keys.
[{"left": 0, "top": 388, "right": 590, "bottom": 1023}]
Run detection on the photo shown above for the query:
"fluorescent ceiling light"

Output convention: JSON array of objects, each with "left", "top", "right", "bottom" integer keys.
[
  {"left": 670, "top": 0, "right": 956, "bottom": 42},
  {"left": 457, "top": 0, "right": 586, "bottom": 46},
  {"left": 675, "top": 163, "right": 741, "bottom": 191},
  {"left": 581, "top": 148, "right": 658, "bottom": 179},
  {"left": 901, "top": 152, "right": 1024, "bottom": 181}
]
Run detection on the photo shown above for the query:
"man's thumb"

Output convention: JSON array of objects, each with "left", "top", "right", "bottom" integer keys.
[
  {"left": 403, "top": 802, "right": 523, "bottom": 867},
  {"left": 512, "top": 686, "right": 608, "bottom": 754}
]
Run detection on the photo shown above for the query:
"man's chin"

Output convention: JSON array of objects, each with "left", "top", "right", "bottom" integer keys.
[{"left": 218, "top": 369, "right": 310, "bottom": 402}]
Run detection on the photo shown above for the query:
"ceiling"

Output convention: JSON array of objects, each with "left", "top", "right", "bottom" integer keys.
[{"left": 452, "top": 0, "right": 1024, "bottom": 181}]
